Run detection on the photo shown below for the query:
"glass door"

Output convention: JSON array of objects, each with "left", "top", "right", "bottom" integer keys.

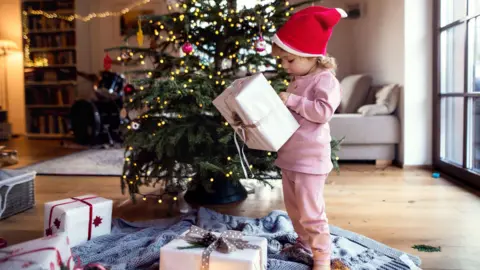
[{"left": 434, "top": 0, "right": 480, "bottom": 188}]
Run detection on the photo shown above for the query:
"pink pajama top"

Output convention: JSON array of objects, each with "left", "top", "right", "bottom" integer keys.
[{"left": 275, "top": 69, "right": 342, "bottom": 175}]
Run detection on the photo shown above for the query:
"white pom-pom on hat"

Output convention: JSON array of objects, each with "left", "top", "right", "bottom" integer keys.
[{"left": 335, "top": 8, "right": 348, "bottom": 18}]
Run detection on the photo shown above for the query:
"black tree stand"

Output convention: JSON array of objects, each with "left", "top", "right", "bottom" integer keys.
[{"left": 184, "top": 177, "right": 248, "bottom": 205}]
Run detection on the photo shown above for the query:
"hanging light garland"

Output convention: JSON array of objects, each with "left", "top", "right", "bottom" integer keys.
[
  {"left": 22, "top": 0, "right": 154, "bottom": 66},
  {"left": 22, "top": 12, "right": 32, "bottom": 66},
  {"left": 24, "top": 0, "right": 151, "bottom": 22}
]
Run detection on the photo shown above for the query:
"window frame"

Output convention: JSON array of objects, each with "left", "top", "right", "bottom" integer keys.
[{"left": 433, "top": 0, "right": 480, "bottom": 189}]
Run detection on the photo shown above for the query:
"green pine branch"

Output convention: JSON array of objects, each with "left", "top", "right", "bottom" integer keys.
[{"left": 412, "top": 245, "right": 441, "bottom": 252}]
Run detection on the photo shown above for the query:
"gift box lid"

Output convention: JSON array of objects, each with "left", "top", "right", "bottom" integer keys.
[{"left": 45, "top": 194, "right": 112, "bottom": 213}]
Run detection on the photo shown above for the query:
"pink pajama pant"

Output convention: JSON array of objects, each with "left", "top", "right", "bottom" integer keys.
[{"left": 282, "top": 169, "right": 330, "bottom": 266}]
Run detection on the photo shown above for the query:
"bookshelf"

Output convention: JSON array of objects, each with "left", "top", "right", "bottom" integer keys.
[{"left": 22, "top": 0, "right": 77, "bottom": 139}]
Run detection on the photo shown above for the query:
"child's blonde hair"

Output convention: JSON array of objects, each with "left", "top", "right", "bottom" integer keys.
[{"left": 271, "top": 43, "right": 337, "bottom": 72}]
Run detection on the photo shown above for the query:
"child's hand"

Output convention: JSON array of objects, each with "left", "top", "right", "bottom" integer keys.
[{"left": 279, "top": 92, "right": 291, "bottom": 104}]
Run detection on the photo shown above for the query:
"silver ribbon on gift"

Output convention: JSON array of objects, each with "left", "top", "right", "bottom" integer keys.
[
  {"left": 182, "top": 226, "right": 262, "bottom": 270},
  {"left": 231, "top": 113, "right": 255, "bottom": 179}
]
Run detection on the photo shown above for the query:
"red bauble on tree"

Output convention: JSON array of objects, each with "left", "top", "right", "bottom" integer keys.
[
  {"left": 182, "top": 42, "right": 194, "bottom": 54},
  {"left": 124, "top": 84, "right": 135, "bottom": 95},
  {"left": 255, "top": 36, "right": 267, "bottom": 52}
]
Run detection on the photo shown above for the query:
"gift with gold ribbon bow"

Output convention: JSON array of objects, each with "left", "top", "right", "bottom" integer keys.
[{"left": 178, "top": 226, "right": 263, "bottom": 270}]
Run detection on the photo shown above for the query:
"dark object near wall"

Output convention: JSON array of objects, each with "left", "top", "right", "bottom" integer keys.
[{"left": 346, "top": 4, "right": 362, "bottom": 19}]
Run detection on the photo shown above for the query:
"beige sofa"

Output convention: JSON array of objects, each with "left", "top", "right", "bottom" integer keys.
[{"left": 330, "top": 74, "right": 401, "bottom": 165}]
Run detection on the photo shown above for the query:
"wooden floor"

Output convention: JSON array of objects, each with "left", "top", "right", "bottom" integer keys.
[{"left": 1, "top": 137, "right": 480, "bottom": 270}]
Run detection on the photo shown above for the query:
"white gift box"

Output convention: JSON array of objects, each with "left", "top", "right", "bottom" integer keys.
[
  {"left": 44, "top": 194, "right": 113, "bottom": 247},
  {"left": 160, "top": 230, "right": 268, "bottom": 270},
  {"left": 0, "top": 232, "right": 75, "bottom": 270},
  {"left": 213, "top": 73, "right": 299, "bottom": 152}
]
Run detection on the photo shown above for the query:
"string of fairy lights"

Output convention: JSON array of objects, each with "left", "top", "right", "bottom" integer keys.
[
  {"left": 25, "top": 0, "right": 152, "bottom": 22},
  {"left": 22, "top": 0, "right": 152, "bottom": 66}
]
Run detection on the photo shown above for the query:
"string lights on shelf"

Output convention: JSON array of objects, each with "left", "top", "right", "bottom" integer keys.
[{"left": 24, "top": 0, "right": 152, "bottom": 22}]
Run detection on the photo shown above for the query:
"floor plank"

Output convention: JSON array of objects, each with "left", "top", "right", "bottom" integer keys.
[{"left": 1, "top": 137, "right": 479, "bottom": 270}]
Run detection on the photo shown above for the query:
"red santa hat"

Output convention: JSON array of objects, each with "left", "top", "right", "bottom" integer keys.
[{"left": 272, "top": 6, "right": 347, "bottom": 57}]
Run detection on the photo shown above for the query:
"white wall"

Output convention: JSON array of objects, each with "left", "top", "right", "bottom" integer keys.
[
  {"left": 350, "top": 0, "right": 405, "bottom": 85},
  {"left": 0, "top": 0, "right": 26, "bottom": 135},
  {"left": 403, "top": 0, "right": 433, "bottom": 165}
]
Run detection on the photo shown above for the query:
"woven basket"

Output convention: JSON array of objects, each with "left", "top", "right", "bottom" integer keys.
[{"left": 0, "top": 169, "right": 36, "bottom": 220}]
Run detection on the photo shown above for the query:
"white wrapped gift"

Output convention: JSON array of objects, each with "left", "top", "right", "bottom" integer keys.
[
  {"left": 0, "top": 232, "right": 75, "bottom": 270},
  {"left": 160, "top": 226, "right": 267, "bottom": 270},
  {"left": 213, "top": 73, "right": 299, "bottom": 152},
  {"left": 44, "top": 194, "right": 113, "bottom": 247}
]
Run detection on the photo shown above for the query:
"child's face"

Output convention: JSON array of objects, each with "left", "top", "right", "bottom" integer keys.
[{"left": 275, "top": 51, "right": 318, "bottom": 76}]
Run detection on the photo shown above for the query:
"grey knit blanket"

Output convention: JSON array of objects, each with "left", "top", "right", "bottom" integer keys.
[{"left": 72, "top": 207, "right": 421, "bottom": 270}]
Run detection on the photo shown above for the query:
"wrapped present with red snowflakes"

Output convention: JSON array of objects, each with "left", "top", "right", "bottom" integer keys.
[
  {"left": 213, "top": 73, "right": 299, "bottom": 152},
  {"left": 0, "top": 232, "right": 75, "bottom": 270},
  {"left": 44, "top": 195, "right": 113, "bottom": 247},
  {"left": 160, "top": 226, "right": 267, "bottom": 270}
]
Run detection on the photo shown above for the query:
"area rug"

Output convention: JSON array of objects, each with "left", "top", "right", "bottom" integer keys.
[
  {"left": 23, "top": 149, "right": 124, "bottom": 176},
  {"left": 72, "top": 207, "right": 421, "bottom": 270}
]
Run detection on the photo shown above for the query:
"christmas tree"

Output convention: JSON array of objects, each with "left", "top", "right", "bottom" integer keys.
[{"left": 105, "top": 0, "right": 343, "bottom": 205}]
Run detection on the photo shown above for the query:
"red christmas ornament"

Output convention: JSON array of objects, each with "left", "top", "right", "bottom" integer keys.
[
  {"left": 255, "top": 36, "right": 267, "bottom": 52},
  {"left": 124, "top": 84, "right": 135, "bottom": 95},
  {"left": 182, "top": 42, "right": 194, "bottom": 54},
  {"left": 103, "top": 53, "right": 112, "bottom": 71}
]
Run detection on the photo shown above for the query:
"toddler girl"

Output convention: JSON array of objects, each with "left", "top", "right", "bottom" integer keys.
[{"left": 271, "top": 6, "right": 347, "bottom": 270}]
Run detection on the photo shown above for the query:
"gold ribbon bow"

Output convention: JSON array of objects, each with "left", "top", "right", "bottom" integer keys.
[
  {"left": 231, "top": 113, "right": 259, "bottom": 143},
  {"left": 182, "top": 226, "right": 261, "bottom": 270}
]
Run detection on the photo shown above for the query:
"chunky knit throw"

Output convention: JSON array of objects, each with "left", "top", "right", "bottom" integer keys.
[{"left": 72, "top": 207, "right": 421, "bottom": 270}]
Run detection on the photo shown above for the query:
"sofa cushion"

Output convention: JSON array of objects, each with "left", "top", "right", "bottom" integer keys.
[
  {"left": 330, "top": 114, "right": 400, "bottom": 144},
  {"left": 338, "top": 74, "right": 372, "bottom": 113},
  {"left": 358, "top": 84, "right": 400, "bottom": 116}
]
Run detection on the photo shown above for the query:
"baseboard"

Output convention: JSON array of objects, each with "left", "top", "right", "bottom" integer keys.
[{"left": 398, "top": 163, "right": 433, "bottom": 170}]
